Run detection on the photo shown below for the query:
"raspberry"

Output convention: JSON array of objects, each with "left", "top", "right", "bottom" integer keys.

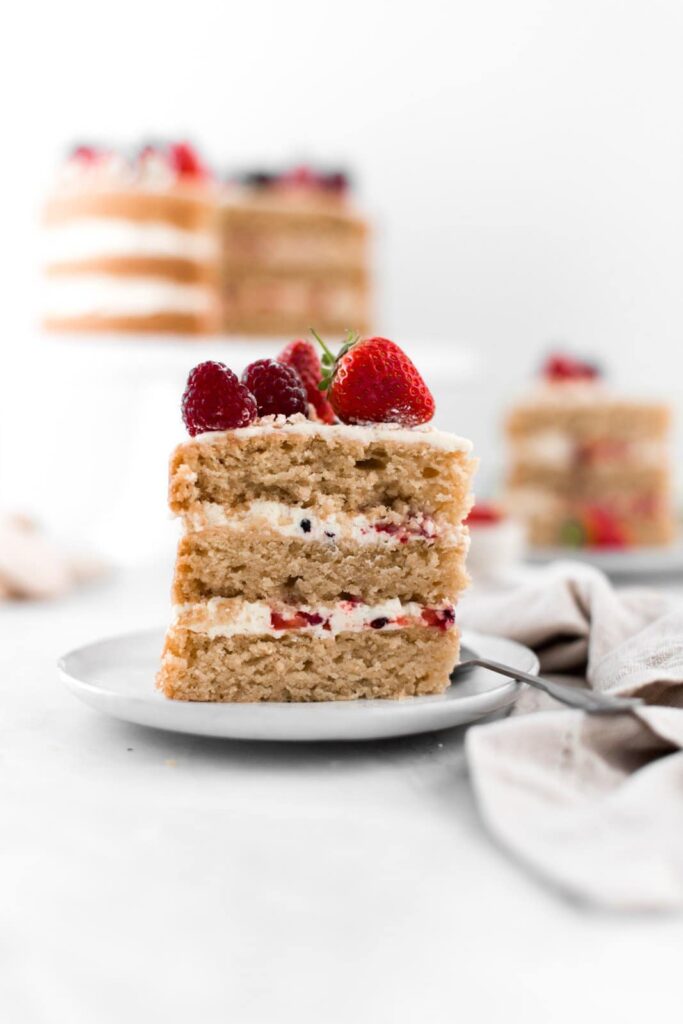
[
  {"left": 182, "top": 361, "right": 257, "bottom": 436},
  {"left": 277, "top": 339, "right": 335, "bottom": 423},
  {"left": 241, "top": 359, "right": 307, "bottom": 418}
]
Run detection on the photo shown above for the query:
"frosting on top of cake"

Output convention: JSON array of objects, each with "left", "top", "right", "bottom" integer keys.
[{"left": 192, "top": 414, "right": 473, "bottom": 452}]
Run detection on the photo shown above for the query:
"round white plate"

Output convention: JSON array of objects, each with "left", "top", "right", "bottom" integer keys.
[
  {"left": 57, "top": 628, "right": 537, "bottom": 742},
  {"left": 526, "top": 540, "right": 683, "bottom": 579}
]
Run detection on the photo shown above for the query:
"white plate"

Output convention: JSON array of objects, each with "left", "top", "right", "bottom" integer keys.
[
  {"left": 57, "top": 628, "right": 537, "bottom": 742},
  {"left": 526, "top": 541, "right": 683, "bottom": 579}
]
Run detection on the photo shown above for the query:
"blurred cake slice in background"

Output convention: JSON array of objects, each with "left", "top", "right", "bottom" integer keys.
[
  {"left": 505, "top": 353, "right": 676, "bottom": 549},
  {"left": 42, "top": 142, "right": 220, "bottom": 335},
  {"left": 220, "top": 165, "right": 371, "bottom": 337}
]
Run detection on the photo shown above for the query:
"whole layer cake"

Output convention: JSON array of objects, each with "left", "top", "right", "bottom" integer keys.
[
  {"left": 42, "top": 142, "right": 220, "bottom": 335},
  {"left": 504, "top": 354, "right": 675, "bottom": 548},
  {"left": 158, "top": 334, "right": 475, "bottom": 702},
  {"left": 221, "top": 166, "right": 371, "bottom": 337}
]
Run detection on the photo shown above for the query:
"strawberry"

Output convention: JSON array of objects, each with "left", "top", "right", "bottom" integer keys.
[
  {"left": 313, "top": 330, "right": 435, "bottom": 427},
  {"left": 542, "top": 353, "right": 600, "bottom": 382},
  {"left": 465, "top": 503, "right": 504, "bottom": 526},
  {"left": 277, "top": 339, "right": 335, "bottom": 423},
  {"left": 168, "top": 141, "right": 207, "bottom": 180}
]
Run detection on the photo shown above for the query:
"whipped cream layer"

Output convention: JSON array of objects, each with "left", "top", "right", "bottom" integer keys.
[
  {"left": 44, "top": 218, "right": 219, "bottom": 264},
  {"left": 512, "top": 430, "right": 667, "bottom": 469},
  {"left": 184, "top": 500, "right": 466, "bottom": 547},
  {"left": 174, "top": 597, "right": 456, "bottom": 639},
  {"left": 44, "top": 275, "right": 214, "bottom": 318},
  {"left": 194, "top": 414, "right": 473, "bottom": 453}
]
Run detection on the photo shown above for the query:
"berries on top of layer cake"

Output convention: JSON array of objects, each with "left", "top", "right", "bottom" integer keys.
[
  {"left": 181, "top": 331, "right": 437, "bottom": 436},
  {"left": 540, "top": 352, "right": 602, "bottom": 384},
  {"left": 231, "top": 164, "right": 351, "bottom": 201},
  {"left": 57, "top": 139, "right": 212, "bottom": 190}
]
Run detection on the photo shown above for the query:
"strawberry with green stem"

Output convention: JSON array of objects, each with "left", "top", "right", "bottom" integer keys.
[{"left": 311, "top": 329, "right": 435, "bottom": 427}]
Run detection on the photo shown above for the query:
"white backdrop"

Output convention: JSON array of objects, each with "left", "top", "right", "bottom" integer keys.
[{"left": 1, "top": 0, "right": 682, "bottom": 549}]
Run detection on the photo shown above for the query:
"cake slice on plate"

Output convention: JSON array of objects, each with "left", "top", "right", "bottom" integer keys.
[{"left": 158, "top": 333, "right": 476, "bottom": 702}]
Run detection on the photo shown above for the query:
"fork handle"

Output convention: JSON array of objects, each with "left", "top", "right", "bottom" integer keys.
[{"left": 462, "top": 657, "right": 643, "bottom": 715}]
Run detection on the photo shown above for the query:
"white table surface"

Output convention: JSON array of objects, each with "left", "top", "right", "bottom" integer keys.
[{"left": 3, "top": 562, "right": 683, "bottom": 1024}]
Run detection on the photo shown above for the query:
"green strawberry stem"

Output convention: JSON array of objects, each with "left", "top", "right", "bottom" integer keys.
[{"left": 310, "top": 327, "right": 361, "bottom": 392}]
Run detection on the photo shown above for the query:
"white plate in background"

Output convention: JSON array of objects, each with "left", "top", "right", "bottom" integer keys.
[
  {"left": 526, "top": 541, "right": 683, "bottom": 579},
  {"left": 57, "top": 628, "right": 536, "bottom": 742}
]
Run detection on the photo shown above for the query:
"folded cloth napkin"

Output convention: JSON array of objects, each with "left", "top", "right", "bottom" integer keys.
[{"left": 459, "top": 562, "right": 683, "bottom": 911}]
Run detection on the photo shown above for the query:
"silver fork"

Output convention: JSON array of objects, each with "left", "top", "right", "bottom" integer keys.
[{"left": 453, "top": 653, "right": 643, "bottom": 714}]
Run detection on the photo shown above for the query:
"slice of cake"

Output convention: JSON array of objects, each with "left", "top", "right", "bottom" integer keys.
[
  {"left": 158, "top": 333, "right": 475, "bottom": 702},
  {"left": 504, "top": 354, "right": 675, "bottom": 548},
  {"left": 220, "top": 165, "right": 371, "bottom": 337},
  {"left": 42, "top": 142, "right": 220, "bottom": 335}
]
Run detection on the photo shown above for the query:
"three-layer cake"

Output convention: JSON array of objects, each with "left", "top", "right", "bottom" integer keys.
[{"left": 157, "top": 336, "right": 475, "bottom": 702}]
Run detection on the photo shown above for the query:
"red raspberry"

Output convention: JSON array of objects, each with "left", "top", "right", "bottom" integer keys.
[
  {"left": 241, "top": 359, "right": 308, "bottom": 418},
  {"left": 315, "top": 331, "right": 435, "bottom": 426},
  {"left": 277, "top": 339, "right": 335, "bottom": 423},
  {"left": 182, "top": 361, "right": 257, "bottom": 436}
]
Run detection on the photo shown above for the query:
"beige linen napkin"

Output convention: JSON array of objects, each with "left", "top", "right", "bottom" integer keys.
[{"left": 459, "top": 562, "right": 683, "bottom": 910}]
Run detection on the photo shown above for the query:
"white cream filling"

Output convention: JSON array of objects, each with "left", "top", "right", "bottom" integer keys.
[
  {"left": 174, "top": 597, "right": 454, "bottom": 639},
  {"left": 184, "top": 500, "right": 465, "bottom": 547},
  {"left": 44, "top": 275, "right": 214, "bottom": 318},
  {"left": 44, "top": 218, "right": 218, "bottom": 264},
  {"left": 511, "top": 431, "right": 667, "bottom": 469},
  {"left": 193, "top": 414, "right": 472, "bottom": 453}
]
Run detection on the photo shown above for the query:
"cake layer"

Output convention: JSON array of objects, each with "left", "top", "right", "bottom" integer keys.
[
  {"left": 158, "top": 627, "right": 459, "bottom": 702},
  {"left": 44, "top": 190, "right": 217, "bottom": 230},
  {"left": 169, "top": 419, "right": 475, "bottom": 522},
  {"left": 221, "top": 272, "right": 371, "bottom": 337},
  {"left": 44, "top": 312, "right": 214, "bottom": 335},
  {"left": 172, "top": 526, "right": 469, "bottom": 603},
  {"left": 507, "top": 400, "right": 670, "bottom": 439},
  {"left": 506, "top": 462, "right": 671, "bottom": 495},
  {"left": 46, "top": 257, "right": 217, "bottom": 284}
]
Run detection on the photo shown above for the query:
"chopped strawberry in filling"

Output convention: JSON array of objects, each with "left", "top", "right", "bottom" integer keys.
[{"left": 421, "top": 607, "right": 456, "bottom": 630}]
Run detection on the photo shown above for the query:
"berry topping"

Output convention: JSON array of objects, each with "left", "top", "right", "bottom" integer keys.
[
  {"left": 560, "top": 506, "right": 629, "bottom": 548},
  {"left": 422, "top": 607, "right": 456, "bottom": 630},
  {"left": 542, "top": 353, "right": 601, "bottom": 382},
  {"left": 277, "top": 338, "right": 336, "bottom": 423},
  {"left": 299, "top": 518, "right": 312, "bottom": 533},
  {"left": 465, "top": 503, "right": 505, "bottom": 526},
  {"left": 168, "top": 141, "right": 207, "bottom": 179},
  {"left": 283, "top": 165, "right": 318, "bottom": 187},
  {"left": 313, "top": 330, "right": 435, "bottom": 427},
  {"left": 270, "top": 610, "right": 325, "bottom": 630},
  {"left": 321, "top": 170, "right": 349, "bottom": 192},
  {"left": 241, "top": 359, "right": 308, "bottom": 418},
  {"left": 370, "top": 617, "right": 389, "bottom": 629},
  {"left": 242, "top": 171, "right": 276, "bottom": 188},
  {"left": 182, "top": 361, "right": 257, "bottom": 436},
  {"left": 70, "top": 144, "right": 99, "bottom": 162}
]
